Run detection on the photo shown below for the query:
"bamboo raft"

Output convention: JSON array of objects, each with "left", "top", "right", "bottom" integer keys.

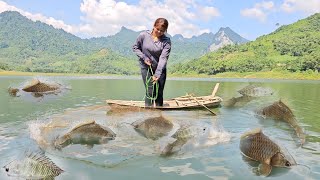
[{"left": 106, "top": 83, "right": 222, "bottom": 110}]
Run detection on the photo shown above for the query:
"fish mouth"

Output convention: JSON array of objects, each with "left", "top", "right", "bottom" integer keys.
[
  {"left": 107, "top": 136, "right": 116, "bottom": 140},
  {"left": 54, "top": 144, "right": 63, "bottom": 150}
]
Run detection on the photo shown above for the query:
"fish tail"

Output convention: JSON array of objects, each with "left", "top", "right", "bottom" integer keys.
[
  {"left": 287, "top": 117, "right": 306, "bottom": 145},
  {"left": 295, "top": 126, "right": 306, "bottom": 146}
]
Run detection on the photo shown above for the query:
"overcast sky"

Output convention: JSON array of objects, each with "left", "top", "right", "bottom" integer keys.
[{"left": 1, "top": 0, "right": 319, "bottom": 40}]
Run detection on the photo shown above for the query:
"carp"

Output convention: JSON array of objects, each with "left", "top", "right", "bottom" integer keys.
[
  {"left": 22, "top": 79, "right": 60, "bottom": 93},
  {"left": 240, "top": 128, "right": 296, "bottom": 176},
  {"left": 8, "top": 87, "right": 20, "bottom": 97},
  {"left": 256, "top": 100, "right": 306, "bottom": 145},
  {"left": 223, "top": 95, "right": 256, "bottom": 107},
  {"left": 8, "top": 79, "right": 65, "bottom": 98},
  {"left": 132, "top": 116, "right": 173, "bottom": 140},
  {"left": 160, "top": 126, "right": 208, "bottom": 156},
  {"left": 54, "top": 120, "right": 116, "bottom": 149},
  {"left": 238, "top": 84, "right": 273, "bottom": 97}
]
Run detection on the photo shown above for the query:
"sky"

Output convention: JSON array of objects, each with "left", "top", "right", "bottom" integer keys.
[{"left": 0, "top": 0, "right": 319, "bottom": 40}]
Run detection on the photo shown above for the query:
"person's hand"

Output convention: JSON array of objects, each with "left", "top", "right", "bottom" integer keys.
[
  {"left": 152, "top": 76, "right": 159, "bottom": 84},
  {"left": 144, "top": 59, "right": 151, "bottom": 66}
]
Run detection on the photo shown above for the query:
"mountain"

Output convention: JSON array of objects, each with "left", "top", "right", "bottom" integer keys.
[
  {"left": 209, "top": 27, "right": 249, "bottom": 51},
  {"left": 90, "top": 26, "right": 139, "bottom": 58},
  {"left": 0, "top": 10, "right": 249, "bottom": 74},
  {"left": 90, "top": 27, "right": 248, "bottom": 64},
  {"left": 171, "top": 13, "right": 320, "bottom": 75}
]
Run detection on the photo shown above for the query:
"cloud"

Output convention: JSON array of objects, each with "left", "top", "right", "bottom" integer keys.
[
  {"left": 240, "top": 1, "right": 275, "bottom": 22},
  {"left": 0, "top": 0, "right": 220, "bottom": 38},
  {"left": 241, "top": 8, "right": 267, "bottom": 22},
  {"left": 78, "top": 0, "right": 221, "bottom": 38},
  {"left": 0, "top": 1, "right": 75, "bottom": 33},
  {"left": 256, "top": 1, "right": 275, "bottom": 10},
  {"left": 0, "top": 1, "right": 19, "bottom": 12},
  {"left": 281, "top": 0, "right": 320, "bottom": 14},
  {"left": 196, "top": 6, "right": 220, "bottom": 21}
]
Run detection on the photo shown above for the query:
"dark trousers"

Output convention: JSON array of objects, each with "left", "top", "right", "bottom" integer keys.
[{"left": 141, "top": 67, "right": 166, "bottom": 107}]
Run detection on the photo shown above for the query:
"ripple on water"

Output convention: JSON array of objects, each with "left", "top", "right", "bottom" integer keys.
[
  {"left": 160, "top": 163, "right": 204, "bottom": 176},
  {"left": 26, "top": 105, "right": 231, "bottom": 169}
]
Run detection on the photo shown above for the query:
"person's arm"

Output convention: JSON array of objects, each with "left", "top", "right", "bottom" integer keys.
[
  {"left": 154, "top": 40, "right": 171, "bottom": 78},
  {"left": 132, "top": 33, "right": 149, "bottom": 63}
]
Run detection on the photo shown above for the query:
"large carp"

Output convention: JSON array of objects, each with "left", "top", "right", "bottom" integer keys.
[
  {"left": 132, "top": 116, "right": 173, "bottom": 140},
  {"left": 54, "top": 120, "right": 116, "bottom": 149},
  {"left": 256, "top": 100, "right": 306, "bottom": 145},
  {"left": 240, "top": 128, "right": 296, "bottom": 176},
  {"left": 22, "top": 79, "right": 60, "bottom": 93}
]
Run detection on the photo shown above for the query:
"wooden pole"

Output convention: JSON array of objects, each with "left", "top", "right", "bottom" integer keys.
[
  {"left": 189, "top": 96, "right": 216, "bottom": 116},
  {"left": 211, "top": 83, "right": 220, "bottom": 97}
]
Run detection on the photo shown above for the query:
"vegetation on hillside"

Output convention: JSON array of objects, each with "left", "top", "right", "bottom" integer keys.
[
  {"left": 170, "top": 13, "right": 320, "bottom": 75},
  {"left": 0, "top": 11, "right": 138, "bottom": 74}
]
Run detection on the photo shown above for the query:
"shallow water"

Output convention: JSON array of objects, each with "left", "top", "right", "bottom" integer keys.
[{"left": 0, "top": 76, "right": 320, "bottom": 179}]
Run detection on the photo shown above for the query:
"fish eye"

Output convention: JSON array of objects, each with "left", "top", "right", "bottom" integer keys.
[
  {"left": 285, "top": 161, "right": 291, "bottom": 167},
  {"left": 5, "top": 167, "right": 9, "bottom": 172}
]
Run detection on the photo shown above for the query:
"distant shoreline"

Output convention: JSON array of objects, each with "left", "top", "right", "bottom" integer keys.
[{"left": 0, "top": 70, "right": 319, "bottom": 80}]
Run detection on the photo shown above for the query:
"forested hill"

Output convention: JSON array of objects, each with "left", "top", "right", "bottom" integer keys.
[
  {"left": 171, "top": 13, "right": 320, "bottom": 75},
  {"left": 0, "top": 11, "right": 138, "bottom": 74},
  {"left": 0, "top": 11, "right": 248, "bottom": 74}
]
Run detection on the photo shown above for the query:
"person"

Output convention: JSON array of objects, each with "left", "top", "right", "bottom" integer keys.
[{"left": 132, "top": 18, "right": 171, "bottom": 107}]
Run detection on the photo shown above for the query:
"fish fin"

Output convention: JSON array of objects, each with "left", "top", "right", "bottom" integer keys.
[
  {"left": 22, "top": 79, "right": 40, "bottom": 91},
  {"left": 258, "top": 163, "right": 272, "bottom": 176},
  {"left": 23, "top": 150, "right": 64, "bottom": 175},
  {"left": 240, "top": 128, "right": 262, "bottom": 139},
  {"left": 71, "top": 120, "right": 95, "bottom": 131}
]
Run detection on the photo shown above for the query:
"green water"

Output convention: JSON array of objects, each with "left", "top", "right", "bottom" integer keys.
[{"left": 0, "top": 76, "right": 319, "bottom": 180}]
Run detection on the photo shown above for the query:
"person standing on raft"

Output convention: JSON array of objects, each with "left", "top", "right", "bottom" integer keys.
[{"left": 132, "top": 18, "right": 171, "bottom": 107}]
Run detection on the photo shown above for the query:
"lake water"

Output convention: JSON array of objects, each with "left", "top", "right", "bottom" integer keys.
[{"left": 0, "top": 76, "right": 319, "bottom": 180}]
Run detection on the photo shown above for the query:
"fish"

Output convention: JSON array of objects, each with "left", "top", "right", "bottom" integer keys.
[
  {"left": 238, "top": 84, "right": 273, "bottom": 97},
  {"left": 22, "top": 79, "right": 60, "bottom": 93},
  {"left": 256, "top": 100, "right": 306, "bottom": 145},
  {"left": 223, "top": 95, "right": 256, "bottom": 107},
  {"left": 3, "top": 151, "right": 64, "bottom": 179},
  {"left": 160, "top": 125, "right": 208, "bottom": 156},
  {"left": 132, "top": 116, "right": 173, "bottom": 140},
  {"left": 8, "top": 87, "right": 20, "bottom": 97},
  {"left": 240, "top": 128, "right": 296, "bottom": 176},
  {"left": 54, "top": 120, "right": 116, "bottom": 149},
  {"left": 171, "top": 125, "right": 207, "bottom": 140}
]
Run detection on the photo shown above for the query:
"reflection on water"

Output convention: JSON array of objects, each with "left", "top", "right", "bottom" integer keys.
[{"left": 0, "top": 76, "right": 320, "bottom": 179}]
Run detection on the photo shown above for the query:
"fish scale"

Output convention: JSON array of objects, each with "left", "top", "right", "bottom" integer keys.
[
  {"left": 257, "top": 100, "right": 306, "bottom": 145},
  {"left": 22, "top": 79, "right": 60, "bottom": 92},
  {"left": 23, "top": 82, "right": 59, "bottom": 92},
  {"left": 54, "top": 120, "right": 116, "bottom": 149},
  {"left": 240, "top": 128, "right": 296, "bottom": 176},
  {"left": 172, "top": 126, "right": 207, "bottom": 140},
  {"left": 241, "top": 129, "right": 281, "bottom": 161},
  {"left": 133, "top": 116, "right": 173, "bottom": 140},
  {"left": 3, "top": 151, "right": 64, "bottom": 179}
]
